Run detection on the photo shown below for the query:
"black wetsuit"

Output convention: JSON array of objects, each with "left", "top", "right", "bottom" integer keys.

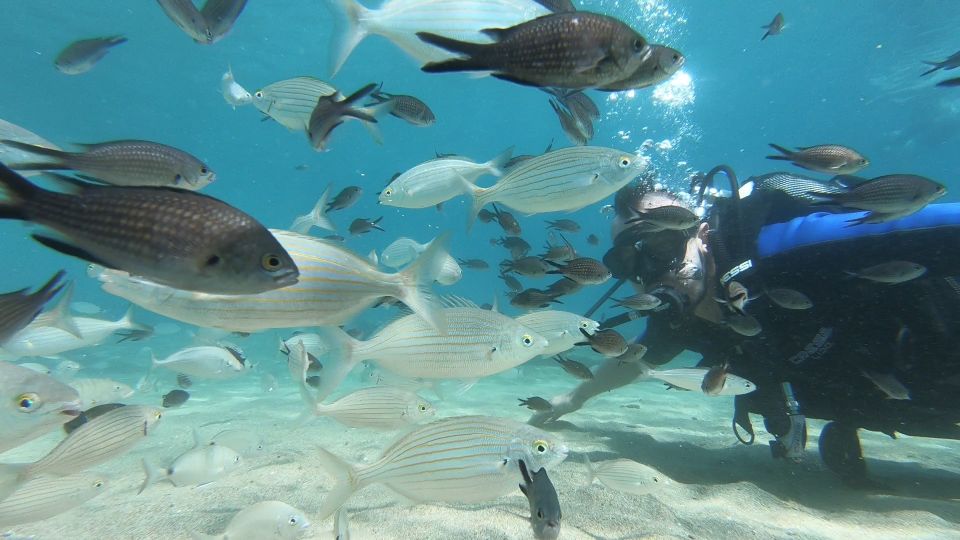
[{"left": 628, "top": 191, "right": 960, "bottom": 479}]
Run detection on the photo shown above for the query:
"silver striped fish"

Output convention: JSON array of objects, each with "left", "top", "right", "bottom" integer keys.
[
  {"left": 0, "top": 363, "right": 80, "bottom": 460},
  {"left": 0, "top": 473, "right": 108, "bottom": 527},
  {"left": 312, "top": 386, "right": 436, "bottom": 430},
  {"left": 379, "top": 237, "right": 462, "bottom": 285},
  {"left": 585, "top": 456, "right": 671, "bottom": 495},
  {"left": 97, "top": 230, "right": 449, "bottom": 333},
  {"left": 468, "top": 147, "right": 648, "bottom": 227},
  {"left": 311, "top": 306, "right": 547, "bottom": 396},
  {"left": 516, "top": 310, "right": 599, "bottom": 357},
  {"left": 379, "top": 148, "right": 512, "bottom": 209},
  {"left": 0, "top": 405, "right": 160, "bottom": 500},
  {"left": 253, "top": 77, "right": 338, "bottom": 131},
  {"left": 328, "top": 0, "right": 552, "bottom": 76},
  {"left": 315, "top": 415, "right": 568, "bottom": 520}
]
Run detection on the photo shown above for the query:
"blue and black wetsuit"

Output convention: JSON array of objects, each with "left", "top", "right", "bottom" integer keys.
[{"left": 634, "top": 189, "right": 960, "bottom": 480}]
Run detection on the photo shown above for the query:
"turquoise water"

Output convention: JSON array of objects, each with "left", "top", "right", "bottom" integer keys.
[{"left": 2, "top": 1, "right": 960, "bottom": 539}]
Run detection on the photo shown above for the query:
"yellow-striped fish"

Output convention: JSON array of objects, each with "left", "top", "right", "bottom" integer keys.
[
  {"left": 315, "top": 415, "right": 568, "bottom": 520},
  {"left": 0, "top": 473, "right": 108, "bottom": 527},
  {"left": 311, "top": 386, "right": 436, "bottom": 430},
  {"left": 585, "top": 456, "right": 672, "bottom": 495},
  {"left": 516, "top": 310, "right": 599, "bottom": 357},
  {"left": 310, "top": 306, "right": 547, "bottom": 397},
  {"left": 467, "top": 147, "right": 648, "bottom": 227},
  {"left": 97, "top": 230, "right": 450, "bottom": 333}
]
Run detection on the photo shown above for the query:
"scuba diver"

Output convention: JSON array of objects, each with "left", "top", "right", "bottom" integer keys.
[{"left": 530, "top": 166, "right": 960, "bottom": 487}]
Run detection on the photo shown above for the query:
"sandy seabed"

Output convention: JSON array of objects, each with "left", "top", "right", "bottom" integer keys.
[{"left": 4, "top": 351, "right": 960, "bottom": 540}]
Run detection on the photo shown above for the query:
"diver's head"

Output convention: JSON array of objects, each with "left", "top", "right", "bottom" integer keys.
[{"left": 606, "top": 185, "right": 712, "bottom": 310}]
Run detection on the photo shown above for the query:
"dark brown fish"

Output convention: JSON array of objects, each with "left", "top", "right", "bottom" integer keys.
[
  {"left": 549, "top": 99, "right": 589, "bottom": 146},
  {"left": 577, "top": 328, "right": 627, "bottom": 357},
  {"left": 701, "top": 362, "right": 729, "bottom": 395},
  {"left": 157, "top": 0, "right": 213, "bottom": 43},
  {"left": 0, "top": 270, "right": 67, "bottom": 344},
  {"left": 54, "top": 36, "right": 127, "bottom": 75},
  {"left": 518, "top": 396, "right": 553, "bottom": 411},
  {"left": 0, "top": 164, "right": 298, "bottom": 295},
  {"left": 595, "top": 45, "right": 684, "bottom": 91},
  {"left": 554, "top": 355, "right": 593, "bottom": 380},
  {"left": 324, "top": 235, "right": 345, "bottom": 242},
  {"left": 546, "top": 257, "right": 611, "bottom": 285},
  {"left": 368, "top": 88, "right": 436, "bottom": 126},
  {"left": 162, "top": 389, "right": 190, "bottom": 408},
  {"left": 808, "top": 174, "right": 946, "bottom": 217},
  {"left": 544, "top": 277, "right": 581, "bottom": 297},
  {"left": 200, "top": 0, "right": 248, "bottom": 43},
  {"left": 308, "top": 82, "right": 378, "bottom": 151},
  {"left": 477, "top": 209, "right": 497, "bottom": 223},
  {"left": 499, "top": 273, "right": 524, "bottom": 292},
  {"left": 767, "top": 143, "right": 869, "bottom": 175},
  {"left": 937, "top": 77, "right": 960, "bottom": 87},
  {"left": 176, "top": 373, "right": 193, "bottom": 389},
  {"left": 626, "top": 205, "right": 699, "bottom": 231},
  {"left": 547, "top": 220, "right": 581, "bottom": 233},
  {"left": 616, "top": 343, "right": 648, "bottom": 365},
  {"left": 492, "top": 204, "right": 521, "bottom": 235},
  {"left": 62, "top": 403, "right": 126, "bottom": 434},
  {"left": 534, "top": 0, "right": 577, "bottom": 12},
  {"left": 510, "top": 288, "right": 562, "bottom": 309},
  {"left": 501, "top": 256, "right": 551, "bottom": 277},
  {"left": 761, "top": 12, "right": 784, "bottom": 41},
  {"left": 348, "top": 216, "right": 384, "bottom": 235},
  {"left": 457, "top": 258, "right": 489, "bottom": 270},
  {"left": 327, "top": 186, "right": 363, "bottom": 212},
  {"left": 497, "top": 236, "right": 531, "bottom": 258},
  {"left": 587, "top": 234, "right": 599, "bottom": 246},
  {"left": 419, "top": 12, "right": 652, "bottom": 90}
]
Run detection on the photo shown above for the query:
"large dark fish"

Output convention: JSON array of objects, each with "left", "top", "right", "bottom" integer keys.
[
  {"left": 0, "top": 270, "right": 67, "bottom": 344},
  {"left": 0, "top": 163, "right": 298, "bottom": 295},
  {"left": 54, "top": 36, "right": 127, "bottom": 75},
  {"left": 597, "top": 44, "right": 684, "bottom": 91},
  {"left": 308, "top": 83, "right": 378, "bottom": 151},
  {"left": 368, "top": 89, "right": 436, "bottom": 127},
  {"left": 518, "top": 459, "right": 562, "bottom": 540},
  {"left": 419, "top": 12, "right": 652, "bottom": 90},
  {"left": 761, "top": 12, "right": 785, "bottom": 41},
  {"left": 200, "top": 0, "right": 248, "bottom": 42},
  {"left": 2, "top": 139, "right": 215, "bottom": 190}
]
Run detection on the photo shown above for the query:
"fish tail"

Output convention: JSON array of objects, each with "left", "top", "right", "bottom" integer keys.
[
  {"left": 285, "top": 339, "right": 321, "bottom": 413},
  {"left": 920, "top": 62, "right": 941, "bottom": 77},
  {"left": 397, "top": 233, "right": 450, "bottom": 333},
  {"left": 765, "top": 143, "right": 794, "bottom": 161},
  {"left": 0, "top": 161, "right": 41, "bottom": 220},
  {"left": 315, "top": 447, "right": 361, "bottom": 521},
  {"left": 761, "top": 30, "right": 772, "bottom": 41},
  {"left": 1, "top": 139, "right": 70, "bottom": 163},
  {"left": 327, "top": 0, "right": 370, "bottom": 77},
  {"left": 583, "top": 455, "right": 597, "bottom": 486},
  {"left": 138, "top": 458, "right": 167, "bottom": 494},
  {"left": 291, "top": 184, "right": 336, "bottom": 233},
  {"left": 43, "top": 279, "right": 83, "bottom": 338},
  {"left": 358, "top": 118, "right": 384, "bottom": 145},
  {"left": 417, "top": 32, "right": 490, "bottom": 73},
  {"left": 485, "top": 146, "right": 515, "bottom": 177},
  {"left": 466, "top": 189, "right": 492, "bottom": 233},
  {"left": 310, "top": 327, "right": 362, "bottom": 400}
]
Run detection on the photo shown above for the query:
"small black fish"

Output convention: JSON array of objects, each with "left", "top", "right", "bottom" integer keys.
[
  {"left": 367, "top": 87, "right": 436, "bottom": 126},
  {"left": 543, "top": 277, "right": 582, "bottom": 297},
  {"left": 176, "top": 373, "right": 193, "bottom": 389},
  {"left": 327, "top": 186, "right": 363, "bottom": 212},
  {"left": 767, "top": 143, "right": 869, "bottom": 175},
  {"left": 936, "top": 77, "right": 960, "bottom": 87},
  {"left": 554, "top": 355, "right": 593, "bottom": 380},
  {"left": 477, "top": 209, "right": 496, "bottom": 223},
  {"left": 511, "top": 288, "right": 563, "bottom": 309},
  {"left": 546, "top": 219, "right": 581, "bottom": 233},
  {"left": 0, "top": 270, "right": 67, "bottom": 344},
  {"left": 492, "top": 204, "right": 522, "bottom": 235},
  {"left": 701, "top": 362, "right": 728, "bottom": 396},
  {"left": 577, "top": 328, "right": 627, "bottom": 357},
  {"left": 348, "top": 216, "right": 384, "bottom": 235},
  {"left": 501, "top": 256, "right": 550, "bottom": 277},
  {"left": 519, "top": 459, "right": 562, "bottom": 540},
  {"left": 63, "top": 403, "right": 127, "bottom": 434},
  {"left": 549, "top": 99, "right": 589, "bottom": 146},
  {"left": 761, "top": 12, "right": 784, "bottom": 41},
  {"left": 499, "top": 272, "right": 524, "bottom": 292},
  {"left": 54, "top": 35, "right": 127, "bottom": 75},
  {"left": 587, "top": 234, "right": 599, "bottom": 246},
  {"left": 597, "top": 45, "right": 684, "bottom": 91},
  {"left": 497, "top": 235, "right": 531, "bottom": 258},
  {"left": 419, "top": 12, "right": 651, "bottom": 90},
  {"left": 518, "top": 396, "right": 553, "bottom": 412},
  {"left": 308, "top": 82, "right": 378, "bottom": 151},
  {"left": 162, "top": 389, "right": 190, "bottom": 408},
  {"left": 545, "top": 257, "right": 611, "bottom": 285},
  {"left": 457, "top": 258, "right": 490, "bottom": 270}
]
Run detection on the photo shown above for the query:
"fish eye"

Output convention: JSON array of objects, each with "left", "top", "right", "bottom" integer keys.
[
  {"left": 619, "top": 157, "right": 632, "bottom": 168},
  {"left": 537, "top": 510, "right": 544, "bottom": 519},
  {"left": 255, "top": 91, "right": 263, "bottom": 99},
  {"left": 174, "top": 174, "right": 183, "bottom": 183},
  {"left": 261, "top": 254, "right": 283, "bottom": 271},
  {"left": 418, "top": 404, "right": 428, "bottom": 412},
  {"left": 288, "top": 517, "right": 298, "bottom": 525},
  {"left": 533, "top": 440, "right": 549, "bottom": 453},
  {"left": 16, "top": 392, "right": 40, "bottom": 412},
  {"left": 205, "top": 254, "right": 222, "bottom": 267},
  {"left": 653, "top": 477, "right": 660, "bottom": 483},
  {"left": 94, "top": 480, "right": 104, "bottom": 488},
  {"left": 200, "top": 167, "right": 209, "bottom": 174},
  {"left": 522, "top": 334, "right": 534, "bottom": 347},
  {"left": 383, "top": 188, "right": 393, "bottom": 196},
  {"left": 580, "top": 321, "right": 590, "bottom": 328},
  {"left": 633, "top": 38, "right": 644, "bottom": 51}
]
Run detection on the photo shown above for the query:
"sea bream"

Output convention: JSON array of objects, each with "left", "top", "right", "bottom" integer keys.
[
  {"left": 151, "top": 344, "right": 249, "bottom": 380},
  {"left": 467, "top": 146, "right": 648, "bottom": 227},
  {"left": 192, "top": 500, "right": 310, "bottom": 540},
  {"left": 139, "top": 429, "right": 242, "bottom": 493},
  {"left": 0, "top": 363, "right": 81, "bottom": 456},
  {"left": 378, "top": 236, "right": 462, "bottom": 285},
  {"left": 516, "top": 310, "right": 599, "bottom": 357},
  {"left": 96, "top": 230, "right": 450, "bottom": 333},
  {"left": 379, "top": 148, "right": 513, "bottom": 209},
  {"left": 649, "top": 367, "right": 756, "bottom": 396},
  {"left": 326, "top": 0, "right": 552, "bottom": 76},
  {"left": 0, "top": 473, "right": 108, "bottom": 528}
]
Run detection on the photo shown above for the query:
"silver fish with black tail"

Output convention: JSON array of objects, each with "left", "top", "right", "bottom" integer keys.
[
  {"left": 419, "top": 12, "right": 652, "bottom": 90},
  {"left": 308, "top": 83, "right": 379, "bottom": 151},
  {"left": 54, "top": 36, "right": 127, "bottom": 75},
  {"left": 0, "top": 270, "right": 68, "bottom": 344},
  {"left": 0, "top": 164, "right": 298, "bottom": 295},
  {"left": 2, "top": 139, "right": 215, "bottom": 189}
]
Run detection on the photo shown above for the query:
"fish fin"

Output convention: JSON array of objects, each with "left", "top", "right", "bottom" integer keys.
[
  {"left": 42, "top": 172, "right": 96, "bottom": 192},
  {"left": 35, "top": 279, "right": 82, "bottom": 338},
  {"left": 343, "top": 109, "right": 377, "bottom": 123},
  {"left": 31, "top": 234, "right": 116, "bottom": 268},
  {"left": 490, "top": 72, "right": 542, "bottom": 88},
  {"left": 583, "top": 455, "right": 597, "bottom": 486},
  {"left": 0, "top": 162, "right": 41, "bottom": 220},
  {"left": 466, "top": 188, "right": 492, "bottom": 233},
  {"left": 485, "top": 146, "right": 514, "bottom": 177},
  {"left": 191, "top": 427, "right": 202, "bottom": 449},
  {"left": 765, "top": 143, "right": 793, "bottom": 160},
  {"left": 0, "top": 139, "right": 70, "bottom": 161},
  {"left": 309, "top": 327, "right": 362, "bottom": 400},
  {"left": 0, "top": 463, "right": 26, "bottom": 502},
  {"left": 396, "top": 233, "right": 450, "bottom": 333},
  {"left": 291, "top": 184, "right": 336, "bottom": 233},
  {"left": 920, "top": 63, "right": 941, "bottom": 77},
  {"left": 417, "top": 32, "right": 488, "bottom": 65},
  {"left": 138, "top": 458, "right": 167, "bottom": 494},
  {"left": 761, "top": 30, "right": 772, "bottom": 41},
  {"left": 326, "top": 0, "right": 371, "bottom": 77},
  {"left": 480, "top": 27, "right": 511, "bottom": 42},
  {"left": 830, "top": 174, "right": 869, "bottom": 188},
  {"left": 315, "top": 447, "right": 361, "bottom": 521},
  {"left": 358, "top": 113, "right": 384, "bottom": 145}
]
